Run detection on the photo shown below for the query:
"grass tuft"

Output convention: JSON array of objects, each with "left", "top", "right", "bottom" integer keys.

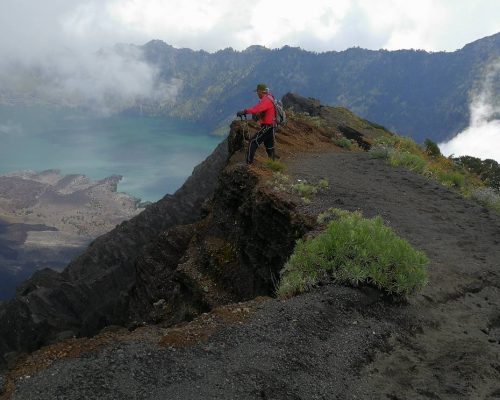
[
  {"left": 318, "top": 178, "right": 329, "bottom": 188},
  {"left": 368, "top": 145, "right": 391, "bottom": 159},
  {"left": 388, "top": 151, "right": 427, "bottom": 173},
  {"left": 333, "top": 137, "right": 353, "bottom": 149},
  {"left": 470, "top": 187, "right": 500, "bottom": 212},
  {"left": 277, "top": 209, "right": 429, "bottom": 299},
  {"left": 292, "top": 182, "right": 318, "bottom": 200},
  {"left": 369, "top": 135, "right": 498, "bottom": 213},
  {"left": 264, "top": 159, "right": 287, "bottom": 173}
]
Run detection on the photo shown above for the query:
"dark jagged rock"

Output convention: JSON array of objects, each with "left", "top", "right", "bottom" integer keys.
[
  {"left": 0, "top": 108, "right": 318, "bottom": 369},
  {"left": 282, "top": 93, "right": 323, "bottom": 115},
  {"left": 128, "top": 123, "right": 313, "bottom": 326},
  {"left": 0, "top": 94, "right": 391, "bottom": 370},
  {"left": 0, "top": 138, "right": 229, "bottom": 369},
  {"left": 283, "top": 92, "right": 392, "bottom": 148},
  {"left": 127, "top": 223, "right": 205, "bottom": 325},
  {"left": 0, "top": 105, "right": 320, "bottom": 371}
]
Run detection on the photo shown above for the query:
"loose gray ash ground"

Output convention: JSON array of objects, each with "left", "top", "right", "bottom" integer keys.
[{"left": 7, "top": 152, "right": 500, "bottom": 400}]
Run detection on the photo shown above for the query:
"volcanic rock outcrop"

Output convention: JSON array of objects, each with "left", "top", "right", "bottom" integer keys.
[
  {"left": 0, "top": 171, "right": 143, "bottom": 300},
  {"left": 0, "top": 138, "right": 229, "bottom": 367},
  {"left": 1, "top": 93, "right": 359, "bottom": 367}
]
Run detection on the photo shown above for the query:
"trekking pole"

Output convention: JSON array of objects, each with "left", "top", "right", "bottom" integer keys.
[{"left": 239, "top": 114, "right": 248, "bottom": 142}]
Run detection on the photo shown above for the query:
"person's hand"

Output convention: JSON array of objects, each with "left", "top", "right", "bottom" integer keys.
[{"left": 236, "top": 110, "right": 246, "bottom": 117}]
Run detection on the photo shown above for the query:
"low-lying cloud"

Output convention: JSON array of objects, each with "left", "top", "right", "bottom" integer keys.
[
  {"left": 440, "top": 59, "right": 500, "bottom": 163},
  {"left": 0, "top": 1, "right": 181, "bottom": 114},
  {"left": 0, "top": 46, "right": 180, "bottom": 114},
  {"left": 1, "top": 1, "right": 499, "bottom": 119}
]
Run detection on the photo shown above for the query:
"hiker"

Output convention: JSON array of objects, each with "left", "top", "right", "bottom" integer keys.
[{"left": 236, "top": 83, "right": 276, "bottom": 164}]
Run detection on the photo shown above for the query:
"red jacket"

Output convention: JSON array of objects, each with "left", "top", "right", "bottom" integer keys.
[{"left": 245, "top": 94, "right": 276, "bottom": 126}]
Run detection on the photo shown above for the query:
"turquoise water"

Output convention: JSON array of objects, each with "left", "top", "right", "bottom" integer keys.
[{"left": 0, "top": 106, "right": 222, "bottom": 201}]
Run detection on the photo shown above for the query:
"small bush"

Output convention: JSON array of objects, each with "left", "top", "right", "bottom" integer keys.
[
  {"left": 388, "top": 151, "right": 427, "bottom": 173},
  {"left": 424, "top": 138, "right": 441, "bottom": 157},
  {"left": 368, "top": 145, "right": 391, "bottom": 159},
  {"left": 268, "top": 171, "right": 290, "bottom": 192},
  {"left": 318, "top": 178, "right": 329, "bottom": 188},
  {"left": 375, "top": 136, "right": 421, "bottom": 155},
  {"left": 265, "top": 159, "right": 287, "bottom": 173},
  {"left": 333, "top": 137, "right": 353, "bottom": 149},
  {"left": 278, "top": 209, "right": 429, "bottom": 298},
  {"left": 292, "top": 181, "right": 318, "bottom": 200},
  {"left": 454, "top": 156, "right": 500, "bottom": 191},
  {"left": 470, "top": 187, "right": 500, "bottom": 212},
  {"left": 372, "top": 134, "right": 499, "bottom": 213},
  {"left": 435, "top": 170, "right": 466, "bottom": 188}
]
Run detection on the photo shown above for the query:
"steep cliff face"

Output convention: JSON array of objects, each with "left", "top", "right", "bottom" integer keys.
[
  {"left": 0, "top": 139, "right": 229, "bottom": 368},
  {"left": 0, "top": 93, "right": 393, "bottom": 369},
  {"left": 128, "top": 123, "right": 313, "bottom": 326},
  {"left": 0, "top": 117, "right": 311, "bottom": 367}
]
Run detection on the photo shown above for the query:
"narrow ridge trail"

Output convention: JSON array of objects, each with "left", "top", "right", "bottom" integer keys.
[{"left": 288, "top": 151, "right": 500, "bottom": 399}]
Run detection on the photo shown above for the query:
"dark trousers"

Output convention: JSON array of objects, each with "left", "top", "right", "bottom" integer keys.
[{"left": 246, "top": 125, "right": 275, "bottom": 164}]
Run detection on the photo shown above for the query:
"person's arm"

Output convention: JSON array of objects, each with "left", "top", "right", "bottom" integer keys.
[{"left": 245, "top": 97, "right": 272, "bottom": 115}]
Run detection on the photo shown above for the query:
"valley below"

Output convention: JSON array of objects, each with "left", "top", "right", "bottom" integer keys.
[{"left": 0, "top": 170, "right": 142, "bottom": 300}]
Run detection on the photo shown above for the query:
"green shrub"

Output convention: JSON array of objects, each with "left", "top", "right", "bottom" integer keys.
[
  {"left": 318, "top": 178, "right": 329, "bottom": 188},
  {"left": 278, "top": 209, "right": 429, "bottom": 298},
  {"left": 292, "top": 181, "right": 318, "bottom": 200},
  {"left": 265, "top": 159, "right": 287, "bottom": 173},
  {"left": 470, "top": 187, "right": 500, "bottom": 212},
  {"left": 374, "top": 136, "right": 421, "bottom": 155},
  {"left": 372, "top": 134, "right": 498, "bottom": 213},
  {"left": 388, "top": 151, "right": 427, "bottom": 173},
  {"left": 267, "top": 171, "right": 290, "bottom": 192},
  {"left": 435, "top": 170, "right": 466, "bottom": 188},
  {"left": 424, "top": 138, "right": 441, "bottom": 157},
  {"left": 333, "top": 137, "right": 353, "bottom": 149},
  {"left": 454, "top": 156, "right": 500, "bottom": 191},
  {"left": 368, "top": 145, "right": 391, "bottom": 159}
]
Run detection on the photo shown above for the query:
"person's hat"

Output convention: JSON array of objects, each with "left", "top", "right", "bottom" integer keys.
[{"left": 255, "top": 83, "right": 269, "bottom": 93}]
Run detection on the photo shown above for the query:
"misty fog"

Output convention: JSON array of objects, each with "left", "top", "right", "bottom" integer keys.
[
  {"left": 0, "top": 44, "right": 180, "bottom": 114},
  {"left": 440, "top": 58, "right": 500, "bottom": 163}
]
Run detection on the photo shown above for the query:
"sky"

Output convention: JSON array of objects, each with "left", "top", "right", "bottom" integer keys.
[
  {"left": 1, "top": 0, "right": 499, "bottom": 161},
  {"left": 2, "top": 0, "right": 500, "bottom": 54}
]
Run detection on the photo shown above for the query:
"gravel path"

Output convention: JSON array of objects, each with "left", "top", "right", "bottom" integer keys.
[
  {"left": 288, "top": 152, "right": 500, "bottom": 399},
  {"left": 8, "top": 152, "right": 500, "bottom": 400}
]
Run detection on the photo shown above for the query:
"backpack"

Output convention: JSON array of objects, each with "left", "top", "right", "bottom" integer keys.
[{"left": 267, "top": 94, "right": 286, "bottom": 128}]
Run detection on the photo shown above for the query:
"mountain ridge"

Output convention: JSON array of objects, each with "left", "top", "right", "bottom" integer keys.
[
  {"left": 138, "top": 31, "right": 500, "bottom": 141},
  {"left": 2, "top": 93, "right": 500, "bottom": 399},
  {"left": 1, "top": 33, "right": 499, "bottom": 143}
]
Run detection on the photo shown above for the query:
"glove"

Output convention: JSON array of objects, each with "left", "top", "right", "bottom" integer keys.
[{"left": 236, "top": 110, "right": 246, "bottom": 117}]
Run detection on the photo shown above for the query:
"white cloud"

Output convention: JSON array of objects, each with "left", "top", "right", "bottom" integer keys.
[
  {"left": 439, "top": 122, "right": 500, "bottom": 162},
  {"left": 98, "top": 0, "right": 500, "bottom": 52},
  {"left": 2, "top": 0, "right": 499, "bottom": 56},
  {"left": 0, "top": 1, "right": 184, "bottom": 113},
  {"left": 358, "top": 0, "right": 448, "bottom": 51},
  {"left": 0, "top": 0, "right": 499, "bottom": 115},
  {"left": 440, "top": 59, "right": 500, "bottom": 162},
  {"left": 0, "top": 44, "right": 181, "bottom": 114}
]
